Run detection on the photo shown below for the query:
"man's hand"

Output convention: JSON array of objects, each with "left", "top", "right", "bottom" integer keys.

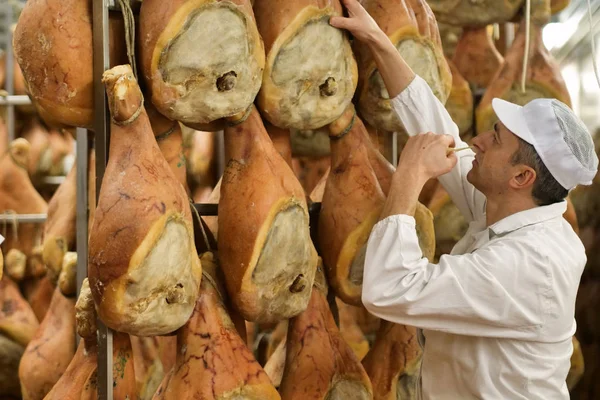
[
  {"left": 329, "top": 0, "right": 384, "bottom": 44},
  {"left": 380, "top": 133, "right": 457, "bottom": 220},
  {"left": 397, "top": 133, "right": 457, "bottom": 183}
]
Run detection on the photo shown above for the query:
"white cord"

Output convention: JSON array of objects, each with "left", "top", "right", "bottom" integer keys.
[
  {"left": 521, "top": 0, "right": 532, "bottom": 94},
  {"left": 587, "top": 0, "right": 600, "bottom": 88}
]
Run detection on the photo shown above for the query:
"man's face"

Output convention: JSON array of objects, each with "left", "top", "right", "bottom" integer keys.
[{"left": 467, "top": 121, "right": 522, "bottom": 196}]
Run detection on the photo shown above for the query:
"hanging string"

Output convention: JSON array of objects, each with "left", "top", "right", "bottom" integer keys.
[
  {"left": 117, "top": 0, "right": 137, "bottom": 79},
  {"left": 587, "top": 0, "right": 600, "bottom": 88},
  {"left": 521, "top": 0, "right": 532, "bottom": 94}
]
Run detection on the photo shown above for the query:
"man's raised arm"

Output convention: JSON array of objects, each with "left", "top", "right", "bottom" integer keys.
[{"left": 330, "top": 0, "right": 486, "bottom": 222}]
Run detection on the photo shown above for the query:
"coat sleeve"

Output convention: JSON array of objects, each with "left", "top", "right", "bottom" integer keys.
[
  {"left": 391, "top": 75, "right": 486, "bottom": 223},
  {"left": 362, "top": 215, "right": 547, "bottom": 340}
]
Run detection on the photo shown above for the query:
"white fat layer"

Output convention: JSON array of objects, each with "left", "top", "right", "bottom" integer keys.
[
  {"left": 327, "top": 380, "right": 371, "bottom": 400},
  {"left": 160, "top": 4, "right": 262, "bottom": 124},
  {"left": 252, "top": 206, "right": 315, "bottom": 322},
  {"left": 269, "top": 17, "right": 354, "bottom": 130},
  {"left": 361, "top": 39, "right": 444, "bottom": 133},
  {"left": 396, "top": 356, "right": 423, "bottom": 399},
  {"left": 290, "top": 128, "right": 331, "bottom": 157},
  {"left": 121, "top": 220, "right": 197, "bottom": 336},
  {"left": 349, "top": 243, "right": 367, "bottom": 286}
]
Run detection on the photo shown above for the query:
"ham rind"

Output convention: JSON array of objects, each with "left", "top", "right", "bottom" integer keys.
[
  {"left": 18, "top": 287, "right": 76, "bottom": 400},
  {"left": 218, "top": 106, "right": 318, "bottom": 323},
  {"left": 13, "top": 0, "right": 127, "bottom": 129},
  {"left": 153, "top": 252, "right": 281, "bottom": 400},
  {"left": 253, "top": 0, "right": 358, "bottom": 131},
  {"left": 452, "top": 27, "right": 504, "bottom": 91},
  {"left": 139, "top": 0, "right": 265, "bottom": 131},
  {"left": 88, "top": 65, "right": 202, "bottom": 336},
  {"left": 476, "top": 23, "right": 571, "bottom": 135},
  {"left": 279, "top": 265, "right": 373, "bottom": 400},
  {"left": 354, "top": 0, "right": 451, "bottom": 133}
]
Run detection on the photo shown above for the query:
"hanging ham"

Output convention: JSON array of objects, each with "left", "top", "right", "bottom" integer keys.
[
  {"left": 147, "top": 103, "right": 189, "bottom": 191},
  {"left": 131, "top": 336, "right": 166, "bottom": 400},
  {"left": 43, "top": 155, "right": 77, "bottom": 283},
  {"left": 218, "top": 105, "right": 318, "bottom": 323},
  {"left": 445, "top": 59, "right": 473, "bottom": 140},
  {"left": 0, "top": 139, "right": 47, "bottom": 272},
  {"left": 279, "top": 265, "right": 373, "bottom": 399},
  {"left": 22, "top": 275, "right": 54, "bottom": 322},
  {"left": 44, "top": 278, "right": 137, "bottom": 399},
  {"left": 18, "top": 287, "right": 75, "bottom": 400},
  {"left": 13, "top": 0, "right": 127, "bottom": 129},
  {"left": 20, "top": 118, "right": 53, "bottom": 181},
  {"left": 354, "top": 0, "right": 451, "bottom": 133},
  {"left": 336, "top": 298, "right": 370, "bottom": 361},
  {"left": 0, "top": 334, "right": 24, "bottom": 398},
  {"left": 427, "top": 0, "right": 523, "bottom": 27},
  {"left": 0, "top": 275, "right": 39, "bottom": 347},
  {"left": 319, "top": 105, "right": 436, "bottom": 305},
  {"left": 153, "top": 252, "right": 280, "bottom": 399},
  {"left": 139, "top": 0, "right": 264, "bottom": 131},
  {"left": 88, "top": 65, "right": 202, "bottom": 336},
  {"left": 252, "top": 0, "right": 358, "bottom": 130},
  {"left": 476, "top": 22, "right": 571, "bottom": 134},
  {"left": 452, "top": 27, "right": 504, "bottom": 91},
  {"left": 362, "top": 321, "right": 422, "bottom": 400},
  {"left": 318, "top": 107, "right": 386, "bottom": 305},
  {"left": 184, "top": 128, "right": 217, "bottom": 189}
]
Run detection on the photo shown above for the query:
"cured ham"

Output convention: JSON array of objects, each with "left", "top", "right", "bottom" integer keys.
[
  {"left": 253, "top": 0, "right": 358, "bottom": 130},
  {"left": 139, "top": 0, "right": 264, "bottom": 130},
  {"left": 476, "top": 22, "right": 571, "bottom": 134},
  {"left": 354, "top": 0, "right": 451, "bottom": 133},
  {"left": 218, "top": 106, "right": 317, "bottom": 322},
  {"left": 153, "top": 252, "right": 280, "bottom": 399},
  {"left": 88, "top": 65, "right": 201, "bottom": 336}
]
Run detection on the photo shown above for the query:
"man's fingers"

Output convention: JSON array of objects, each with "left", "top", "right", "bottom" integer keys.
[{"left": 442, "top": 134, "right": 455, "bottom": 147}]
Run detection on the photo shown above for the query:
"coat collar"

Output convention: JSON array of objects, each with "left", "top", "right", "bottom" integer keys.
[{"left": 488, "top": 200, "right": 568, "bottom": 237}]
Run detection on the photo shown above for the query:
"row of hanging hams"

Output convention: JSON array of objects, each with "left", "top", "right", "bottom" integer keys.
[{"left": 3, "top": 0, "right": 588, "bottom": 399}]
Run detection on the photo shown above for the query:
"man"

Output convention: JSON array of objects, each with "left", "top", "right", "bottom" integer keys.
[{"left": 330, "top": 0, "right": 599, "bottom": 399}]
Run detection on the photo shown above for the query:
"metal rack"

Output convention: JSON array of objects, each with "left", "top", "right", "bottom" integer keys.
[{"left": 89, "top": 1, "right": 221, "bottom": 397}]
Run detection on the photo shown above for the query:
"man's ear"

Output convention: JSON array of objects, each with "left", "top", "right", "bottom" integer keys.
[{"left": 510, "top": 166, "right": 536, "bottom": 190}]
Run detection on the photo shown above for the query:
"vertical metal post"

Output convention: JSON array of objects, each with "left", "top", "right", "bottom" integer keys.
[
  {"left": 75, "top": 128, "right": 89, "bottom": 301},
  {"left": 75, "top": 128, "right": 89, "bottom": 348},
  {"left": 93, "top": 0, "right": 113, "bottom": 398},
  {"left": 216, "top": 130, "right": 225, "bottom": 179},
  {"left": 5, "top": 3, "right": 15, "bottom": 143}
]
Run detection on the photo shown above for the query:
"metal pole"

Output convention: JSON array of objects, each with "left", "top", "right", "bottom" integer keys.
[
  {"left": 93, "top": 0, "right": 113, "bottom": 398},
  {"left": 5, "top": 3, "right": 15, "bottom": 144},
  {"left": 0, "top": 214, "right": 47, "bottom": 223},
  {"left": 0, "top": 95, "right": 33, "bottom": 105},
  {"left": 75, "top": 128, "right": 89, "bottom": 301}
]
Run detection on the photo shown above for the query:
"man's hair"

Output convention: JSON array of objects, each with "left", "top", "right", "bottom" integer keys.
[{"left": 511, "top": 137, "right": 568, "bottom": 206}]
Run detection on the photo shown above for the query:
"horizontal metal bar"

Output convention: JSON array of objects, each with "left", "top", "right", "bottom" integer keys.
[
  {"left": 193, "top": 203, "right": 218, "bottom": 216},
  {"left": 191, "top": 202, "right": 322, "bottom": 218},
  {"left": 107, "top": 0, "right": 141, "bottom": 13},
  {"left": 0, "top": 213, "right": 47, "bottom": 223},
  {"left": 0, "top": 95, "right": 32, "bottom": 106},
  {"left": 41, "top": 176, "right": 66, "bottom": 185}
]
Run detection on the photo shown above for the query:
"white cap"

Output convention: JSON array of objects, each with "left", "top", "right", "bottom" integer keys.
[{"left": 492, "top": 98, "right": 598, "bottom": 190}]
